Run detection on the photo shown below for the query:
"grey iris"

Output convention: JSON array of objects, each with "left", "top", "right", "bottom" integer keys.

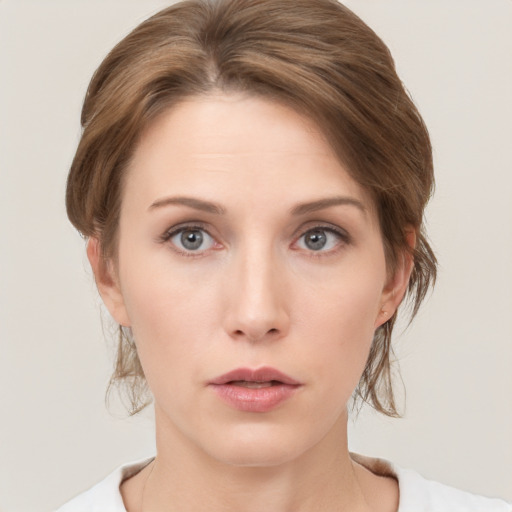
[
  {"left": 181, "top": 230, "right": 203, "bottom": 250},
  {"left": 305, "top": 230, "right": 327, "bottom": 250}
]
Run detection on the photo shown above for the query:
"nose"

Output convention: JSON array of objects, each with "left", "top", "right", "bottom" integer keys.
[{"left": 223, "top": 244, "right": 290, "bottom": 343}]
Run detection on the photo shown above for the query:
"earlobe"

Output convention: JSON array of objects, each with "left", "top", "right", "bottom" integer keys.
[
  {"left": 375, "top": 230, "right": 416, "bottom": 328},
  {"left": 86, "top": 237, "right": 131, "bottom": 327}
]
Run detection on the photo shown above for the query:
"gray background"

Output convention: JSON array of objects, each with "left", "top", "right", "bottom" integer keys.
[{"left": 1, "top": 1, "right": 511, "bottom": 510}]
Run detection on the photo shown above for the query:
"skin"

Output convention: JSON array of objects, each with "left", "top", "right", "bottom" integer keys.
[{"left": 89, "top": 93, "right": 411, "bottom": 511}]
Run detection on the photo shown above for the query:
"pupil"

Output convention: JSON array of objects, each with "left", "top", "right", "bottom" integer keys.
[
  {"left": 306, "top": 230, "right": 327, "bottom": 250},
  {"left": 181, "top": 230, "right": 203, "bottom": 250}
]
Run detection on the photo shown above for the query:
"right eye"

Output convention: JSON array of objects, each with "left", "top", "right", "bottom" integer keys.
[{"left": 166, "top": 226, "right": 218, "bottom": 255}]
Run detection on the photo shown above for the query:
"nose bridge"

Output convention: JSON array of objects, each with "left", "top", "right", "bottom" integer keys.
[{"left": 225, "top": 236, "right": 289, "bottom": 342}]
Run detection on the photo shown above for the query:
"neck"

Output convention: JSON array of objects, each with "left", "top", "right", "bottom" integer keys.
[{"left": 138, "top": 406, "right": 371, "bottom": 512}]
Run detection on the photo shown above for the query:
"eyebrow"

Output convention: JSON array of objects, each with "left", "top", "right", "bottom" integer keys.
[
  {"left": 148, "top": 195, "right": 366, "bottom": 217},
  {"left": 148, "top": 196, "right": 226, "bottom": 215},
  {"left": 290, "top": 196, "right": 367, "bottom": 216}
]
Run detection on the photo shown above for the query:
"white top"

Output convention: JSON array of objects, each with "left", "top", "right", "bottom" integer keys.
[{"left": 56, "top": 454, "right": 512, "bottom": 512}]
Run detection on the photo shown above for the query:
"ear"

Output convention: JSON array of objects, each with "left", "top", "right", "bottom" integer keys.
[
  {"left": 375, "top": 230, "right": 416, "bottom": 328},
  {"left": 86, "top": 237, "right": 131, "bottom": 327}
]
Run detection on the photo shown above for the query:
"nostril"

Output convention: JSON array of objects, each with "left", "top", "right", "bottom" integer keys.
[{"left": 232, "top": 327, "right": 280, "bottom": 342}]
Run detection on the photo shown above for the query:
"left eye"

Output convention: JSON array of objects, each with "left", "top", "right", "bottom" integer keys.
[
  {"left": 170, "top": 228, "right": 216, "bottom": 253},
  {"left": 296, "top": 228, "right": 342, "bottom": 252}
]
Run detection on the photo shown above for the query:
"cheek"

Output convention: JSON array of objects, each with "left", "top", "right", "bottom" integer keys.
[
  {"left": 300, "top": 265, "right": 385, "bottom": 384},
  {"left": 117, "top": 255, "right": 224, "bottom": 386}
]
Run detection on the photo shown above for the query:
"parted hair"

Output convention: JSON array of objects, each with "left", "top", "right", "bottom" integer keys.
[{"left": 66, "top": 0, "right": 437, "bottom": 417}]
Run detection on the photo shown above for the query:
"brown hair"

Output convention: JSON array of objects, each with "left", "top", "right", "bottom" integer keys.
[{"left": 66, "top": 0, "right": 436, "bottom": 416}]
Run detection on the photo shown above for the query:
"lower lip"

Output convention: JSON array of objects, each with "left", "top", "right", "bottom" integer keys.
[{"left": 209, "top": 383, "right": 300, "bottom": 413}]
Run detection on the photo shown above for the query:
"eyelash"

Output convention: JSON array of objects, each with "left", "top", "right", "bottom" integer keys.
[
  {"left": 158, "top": 222, "right": 351, "bottom": 257},
  {"left": 159, "top": 223, "right": 218, "bottom": 258},
  {"left": 292, "top": 224, "right": 351, "bottom": 257}
]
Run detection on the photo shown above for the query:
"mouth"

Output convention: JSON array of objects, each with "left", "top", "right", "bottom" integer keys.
[
  {"left": 209, "top": 366, "right": 301, "bottom": 386},
  {"left": 228, "top": 380, "right": 284, "bottom": 389},
  {"left": 209, "top": 367, "right": 302, "bottom": 413}
]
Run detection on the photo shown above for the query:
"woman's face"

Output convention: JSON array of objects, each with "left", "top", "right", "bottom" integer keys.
[{"left": 94, "top": 93, "right": 405, "bottom": 467}]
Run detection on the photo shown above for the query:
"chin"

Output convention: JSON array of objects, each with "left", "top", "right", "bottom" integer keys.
[
  {"left": 210, "top": 442, "right": 300, "bottom": 468},
  {"left": 200, "top": 423, "right": 320, "bottom": 468}
]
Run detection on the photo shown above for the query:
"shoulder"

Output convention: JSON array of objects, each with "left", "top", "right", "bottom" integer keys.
[
  {"left": 55, "top": 457, "right": 154, "bottom": 512},
  {"left": 394, "top": 464, "right": 512, "bottom": 512},
  {"left": 352, "top": 453, "right": 511, "bottom": 512},
  {"left": 351, "top": 453, "right": 511, "bottom": 512}
]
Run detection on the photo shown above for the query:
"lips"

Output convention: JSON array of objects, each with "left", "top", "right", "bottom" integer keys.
[
  {"left": 209, "top": 367, "right": 302, "bottom": 413},
  {"left": 210, "top": 367, "right": 301, "bottom": 386}
]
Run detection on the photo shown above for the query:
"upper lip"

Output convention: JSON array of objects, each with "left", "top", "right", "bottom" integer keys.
[{"left": 209, "top": 366, "right": 301, "bottom": 386}]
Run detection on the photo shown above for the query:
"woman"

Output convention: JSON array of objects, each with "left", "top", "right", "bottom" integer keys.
[{"left": 57, "top": 0, "right": 511, "bottom": 510}]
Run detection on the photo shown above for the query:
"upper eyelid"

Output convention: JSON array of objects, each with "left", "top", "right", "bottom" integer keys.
[
  {"left": 293, "top": 222, "right": 350, "bottom": 240},
  {"left": 161, "top": 221, "right": 212, "bottom": 239}
]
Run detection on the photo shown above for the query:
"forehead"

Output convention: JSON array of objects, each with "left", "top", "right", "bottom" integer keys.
[
  {"left": 135, "top": 93, "right": 333, "bottom": 164},
  {"left": 124, "top": 93, "right": 376, "bottom": 218}
]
